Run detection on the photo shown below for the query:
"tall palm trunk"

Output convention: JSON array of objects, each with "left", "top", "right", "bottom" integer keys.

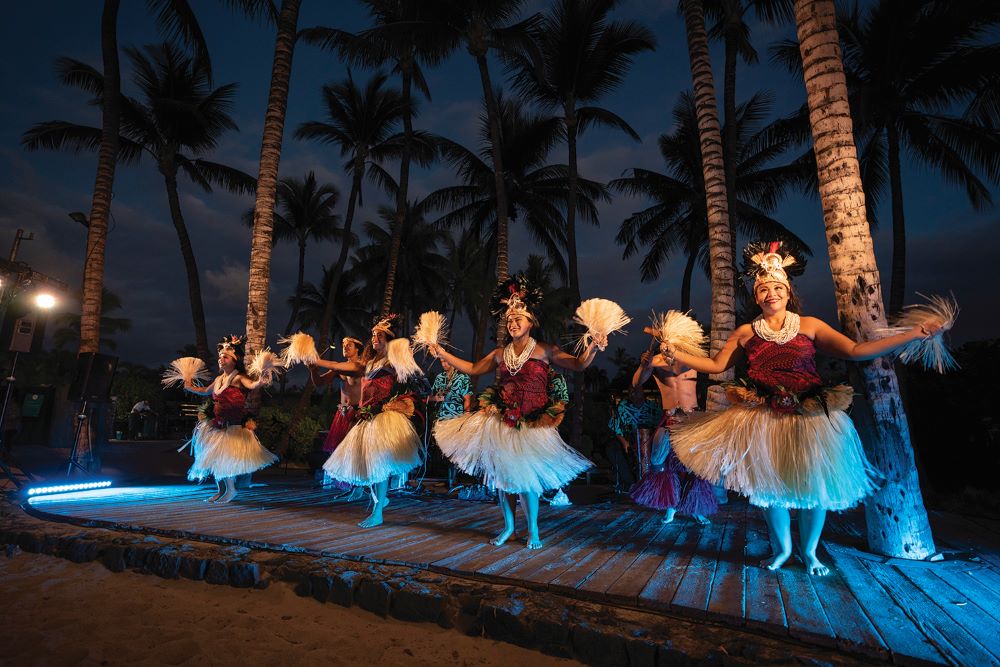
[
  {"left": 564, "top": 113, "right": 586, "bottom": 449},
  {"left": 161, "top": 159, "right": 211, "bottom": 362},
  {"left": 794, "top": 0, "right": 934, "bottom": 559},
  {"left": 887, "top": 123, "right": 906, "bottom": 315},
  {"left": 681, "top": 0, "right": 736, "bottom": 410},
  {"left": 245, "top": 0, "right": 301, "bottom": 411},
  {"left": 722, "top": 31, "right": 739, "bottom": 288},
  {"left": 283, "top": 239, "right": 308, "bottom": 335},
  {"left": 380, "top": 61, "right": 414, "bottom": 317},
  {"left": 80, "top": 0, "right": 121, "bottom": 354},
  {"left": 680, "top": 251, "right": 697, "bottom": 312}
]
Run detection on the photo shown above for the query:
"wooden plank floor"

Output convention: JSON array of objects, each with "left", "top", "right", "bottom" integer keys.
[{"left": 25, "top": 484, "right": 1000, "bottom": 666}]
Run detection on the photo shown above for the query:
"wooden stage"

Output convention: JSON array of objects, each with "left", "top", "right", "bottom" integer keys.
[{"left": 25, "top": 483, "right": 1000, "bottom": 665}]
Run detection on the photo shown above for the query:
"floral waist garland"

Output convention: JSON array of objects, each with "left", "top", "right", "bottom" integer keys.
[
  {"left": 478, "top": 370, "right": 569, "bottom": 429},
  {"left": 198, "top": 398, "right": 257, "bottom": 431},
  {"left": 724, "top": 379, "right": 854, "bottom": 416}
]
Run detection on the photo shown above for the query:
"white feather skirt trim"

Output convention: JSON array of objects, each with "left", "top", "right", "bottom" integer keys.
[
  {"left": 434, "top": 412, "right": 593, "bottom": 494},
  {"left": 187, "top": 421, "right": 278, "bottom": 481},
  {"left": 670, "top": 406, "right": 878, "bottom": 511},
  {"left": 322, "top": 411, "right": 422, "bottom": 486}
]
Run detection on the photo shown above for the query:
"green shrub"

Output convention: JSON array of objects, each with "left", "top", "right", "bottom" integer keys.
[{"left": 254, "top": 406, "right": 324, "bottom": 462}]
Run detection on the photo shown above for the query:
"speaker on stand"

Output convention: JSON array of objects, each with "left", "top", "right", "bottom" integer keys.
[{"left": 66, "top": 352, "right": 117, "bottom": 476}]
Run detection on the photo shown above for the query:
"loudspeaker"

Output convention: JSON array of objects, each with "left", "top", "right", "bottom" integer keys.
[{"left": 67, "top": 353, "right": 118, "bottom": 403}]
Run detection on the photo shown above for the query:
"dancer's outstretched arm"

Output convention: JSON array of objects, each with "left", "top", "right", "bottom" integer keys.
[
  {"left": 808, "top": 316, "right": 942, "bottom": 361},
  {"left": 430, "top": 344, "right": 498, "bottom": 377},
  {"left": 660, "top": 325, "right": 750, "bottom": 375},
  {"left": 547, "top": 338, "right": 600, "bottom": 371},
  {"left": 309, "top": 358, "right": 365, "bottom": 377},
  {"left": 184, "top": 380, "right": 213, "bottom": 396}
]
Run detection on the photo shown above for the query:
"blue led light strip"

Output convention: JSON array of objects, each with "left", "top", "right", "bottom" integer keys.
[{"left": 26, "top": 480, "right": 113, "bottom": 497}]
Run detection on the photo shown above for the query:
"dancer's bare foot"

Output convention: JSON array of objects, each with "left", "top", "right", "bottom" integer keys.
[
  {"left": 760, "top": 551, "right": 792, "bottom": 570},
  {"left": 525, "top": 534, "right": 543, "bottom": 550},
  {"left": 216, "top": 485, "right": 237, "bottom": 504},
  {"left": 490, "top": 527, "right": 514, "bottom": 546},
  {"left": 803, "top": 554, "right": 830, "bottom": 576},
  {"left": 205, "top": 490, "right": 223, "bottom": 503},
  {"left": 662, "top": 508, "right": 677, "bottom": 523},
  {"left": 694, "top": 514, "right": 711, "bottom": 525},
  {"left": 358, "top": 512, "right": 383, "bottom": 528}
]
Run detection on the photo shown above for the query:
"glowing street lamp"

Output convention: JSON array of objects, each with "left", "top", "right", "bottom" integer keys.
[{"left": 34, "top": 292, "right": 57, "bottom": 310}]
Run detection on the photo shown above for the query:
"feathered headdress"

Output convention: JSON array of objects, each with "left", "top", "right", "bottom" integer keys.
[
  {"left": 217, "top": 334, "right": 246, "bottom": 359},
  {"left": 490, "top": 274, "right": 543, "bottom": 323},
  {"left": 371, "top": 312, "right": 399, "bottom": 337},
  {"left": 742, "top": 241, "right": 807, "bottom": 289}
]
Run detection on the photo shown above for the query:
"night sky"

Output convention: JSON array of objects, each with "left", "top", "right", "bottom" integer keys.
[{"left": 1, "top": 1, "right": 996, "bottom": 369}]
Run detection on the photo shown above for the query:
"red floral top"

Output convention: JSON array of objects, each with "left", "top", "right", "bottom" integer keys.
[
  {"left": 497, "top": 359, "right": 550, "bottom": 426},
  {"left": 360, "top": 367, "right": 395, "bottom": 408},
  {"left": 744, "top": 333, "right": 822, "bottom": 394},
  {"left": 211, "top": 385, "right": 247, "bottom": 428}
]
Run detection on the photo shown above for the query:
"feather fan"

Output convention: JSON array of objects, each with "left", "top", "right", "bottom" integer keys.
[
  {"left": 278, "top": 332, "right": 319, "bottom": 367},
  {"left": 652, "top": 310, "right": 709, "bottom": 358},
  {"left": 412, "top": 310, "right": 448, "bottom": 353},
  {"left": 572, "top": 298, "right": 630, "bottom": 352},
  {"left": 387, "top": 338, "right": 423, "bottom": 383},
  {"left": 878, "top": 293, "right": 959, "bottom": 373},
  {"left": 249, "top": 348, "right": 282, "bottom": 385},
  {"left": 161, "top": 357, "right": 211, "bottom": 388}
]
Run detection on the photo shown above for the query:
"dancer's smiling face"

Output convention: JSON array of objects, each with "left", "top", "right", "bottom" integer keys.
[
  {"left": 371, "top": 330, "right": 388, "bottom": 353},
  {"left": 218, "top": 351, "right": 237, "bottom": 373},
  {"left": 755, "top": 282, "right": 789, "bottom": 314},
  {"left": 507, "top": 314, "right": 532, "bottom": 339}
]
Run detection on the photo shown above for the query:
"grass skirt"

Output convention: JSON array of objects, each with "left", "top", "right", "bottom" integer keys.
[
  {"left": 187, "top": 422, "right": 278, "bottom": 481},
  {"left": 630, "top": 451, "right": 718, "bottom": 516},
  {"left": 670, "top": 405, "right": 877, "bottom": 511},
  {"left": 322, "top": 411, "right": 421, "bottom": 486},
  {"left": 434, "top": 411, "right": 592, "bottom": 494}
]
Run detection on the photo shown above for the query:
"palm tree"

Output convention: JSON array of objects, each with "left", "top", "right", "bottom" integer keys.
[
  {"left": 791, "top": 0, "right": 934, "bottom": 559},
  {"left": 244, "top": 0, "right": 300, "bottom": 376},
  {"left": 294, "top": 70, "right": 409, "bottom": 350},
  {"left": 613, "top": 91, "right": 811, "bottom": 311},
  {"left": 74, "top": 1, "right": 212, "bottom": 355},
  {"left": 509, "top": 0, "right": 655, "bottom": 307},
  {"left": 293, "top": 267, "right": 370, "bottom": 342},
  {"left": 349, "top": 202, "right": 450, "bottom": 330},
  {"left": 416, "top": 0, "right": 543, "bottom": 286},
  {"left": 244, "top": 172, "right": 343, "bottom": 335},
  {"left": 302, "top": 1, "right": 453, "bottom": 317},
  {"left": 52, "top": 288, "right": 132, "bottom": 353},
  {"left": 440, "top": 227, "right": 493, "bottom": 365},
  {"left": 520, "top": 254, "right": 575, "bottom": 345},
  {"left": 23, "top": 43, "right": 256, "bottom": 361},
  {"left": 427, "top": 94, "right": 611, "bottom": 280},
  {"left": 678, "top": 0, "right": 737, "bottom": 410},
  {"left": 775, "top": 1, "right": 1000, "bottom": 314},
  {"left": 509, "top": 0, "right": 654, "bottom": 446},
  {"left": 705, "top": 0, "right": 794, "bottom": 267}
]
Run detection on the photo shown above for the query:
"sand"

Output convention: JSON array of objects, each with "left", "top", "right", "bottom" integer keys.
[{"left": 0, "top": 551, "right": 583, "bottom": 667}]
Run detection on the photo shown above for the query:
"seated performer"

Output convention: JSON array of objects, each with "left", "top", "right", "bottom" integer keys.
[
  {"left": 430, "top": 275, "right": 601, "bottom": 550},
  {"left": 607, "top": 386, "right": 662, "bottom": 490},
  {"left": 182, "top": 336, "right": 278, "bottom": 503},
  {"left": 310, "top": 315, "right": 430, "bottom": 528},
  {"left": 662, "top": 242, "right": 947, "bottom": 575}
]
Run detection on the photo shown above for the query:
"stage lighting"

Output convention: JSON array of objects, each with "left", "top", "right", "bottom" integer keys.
[
  {"left": 34, "top": 292, "right": 57, "bottom": 309},
  {"left": 25, "top": 480, "right": 112, "bottom": 497}
]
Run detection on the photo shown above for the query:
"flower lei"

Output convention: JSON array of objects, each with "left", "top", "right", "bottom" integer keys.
[{"left": 478, "top": 367, "right": 569, "bottom": 429}]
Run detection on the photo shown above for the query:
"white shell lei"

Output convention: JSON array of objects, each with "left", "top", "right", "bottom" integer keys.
[
  {"left": 212, "top": 370, "right": 240, "bottom": 395},
  {"left": 503, "top": 337, "right": 537, "bottom": 376},
  {"left": 751, "top": 312, "right": 801, "bottom": 345}
]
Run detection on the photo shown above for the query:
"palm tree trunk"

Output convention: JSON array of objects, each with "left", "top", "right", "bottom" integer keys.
[
  {"left": 681, "top": 0, "right": 737, "bottom": 412},
  {"left": 794, "top": 0, "right": 934, "bottom": 560},
  {"left": 680, "top": 251, "right": 697, "bottom": 312},
  {"left": 245, "top": 0, "right": 301, "bottom": 412},
  {"left": 283, "top": 239, "right": 307, "bottom": 335},
  {"left": 887, "top": 123, "right": 906, "bottom": 316},
  {"left": 722, "top": 31, "right": 740, "bottom": 292},
  {"left": 380, "top": 61, "right": 414, "bottom": 317},
  {"left": 564, "top": 115, "right": 587, "bottom": 450},
  {"left": 80, "top": 0, "right": 121, "bottom": 355},
  {"left": 162, "top": 161, "right": 211, "bottom": 362}
]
